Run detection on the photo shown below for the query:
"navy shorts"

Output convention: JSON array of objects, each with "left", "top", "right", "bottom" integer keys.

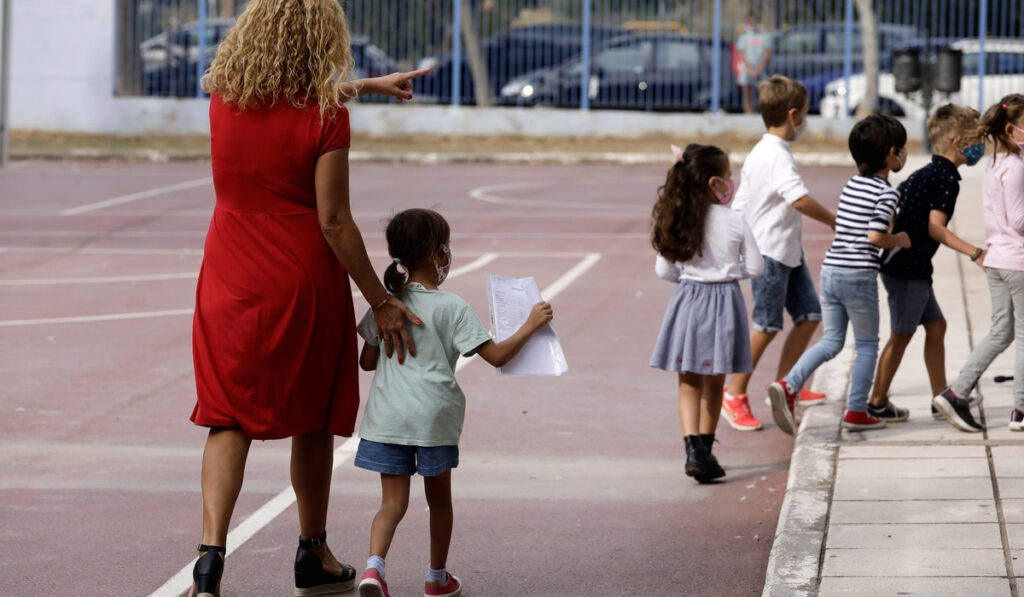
[
  {"left": 750, "top": 256, "right": 822, "bottom": 333},
  {"left": 354, "top": 439, "right": 459, "bottom": 477},
  {"left": 881, "top": 273, "right": 944, "bottom": 334}
]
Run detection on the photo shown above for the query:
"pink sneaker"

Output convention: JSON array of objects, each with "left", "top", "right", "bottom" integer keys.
[
  {"left": 768, "top": 380, "right": 798, "bottom": 435},
  {"left": 359, "top": 569, "right": 390, "bottom": 597},
  {"left": 798, "top": 388, "right": 827, "bottom": 406},
  {"left": 424, "top": 572, "right": 462, "bottom": 597},
  {"left": 721, "top": 388, "right": 763, "bottom": 431}
]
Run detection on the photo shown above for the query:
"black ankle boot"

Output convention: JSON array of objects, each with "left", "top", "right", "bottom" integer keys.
[
  {"left": 696, "top": 434, "right": 726, "bottom": 482},
  {"left": 192, "top": 544, "right": 225, "bottom": 597},
  {"left": 294, "top": 531, "right": 357, "bottom": 596},
  {"left": 684, "top": 435, "right": 709, "bottom": 479}
]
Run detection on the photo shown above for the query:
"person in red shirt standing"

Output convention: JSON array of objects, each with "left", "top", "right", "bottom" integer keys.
[{"left": 187, "top": 1, "right": 427, "bottom": 595}]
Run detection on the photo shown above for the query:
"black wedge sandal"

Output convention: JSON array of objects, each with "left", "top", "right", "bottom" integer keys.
[
  {"left": 294, "top": 531, "right": 357, "bottom": 596},
  {"left": 191, "top": 544, "right": 225, "bottom": 597}
]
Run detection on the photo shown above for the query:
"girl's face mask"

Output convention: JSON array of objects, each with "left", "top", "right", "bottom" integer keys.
[
  {"left": 961, "top": 142, "right": 985, "bottom": 166},
  {"left": 1010, "top": 123, "right": 1024, "bottom": 151},
  {"left": 710, "top": 177, "right": 736, "bottom": 205},
  {"left": 435, "top": 244, "right": 451, "bottom": 286}
]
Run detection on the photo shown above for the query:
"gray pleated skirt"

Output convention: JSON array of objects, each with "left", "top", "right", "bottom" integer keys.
[{"left": 650, "top": 279, "right": 752, "bottom": 374}]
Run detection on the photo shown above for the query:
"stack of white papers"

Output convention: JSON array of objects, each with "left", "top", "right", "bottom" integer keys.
[{"left": 485, "top": 274, "right": 568, "bottom": 376}]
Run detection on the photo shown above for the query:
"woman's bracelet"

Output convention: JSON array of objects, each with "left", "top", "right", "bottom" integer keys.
[
  {"left": 970, "top": 247, "right": 983, "bottom": 262},
  {"left": 371, "top": 294, "right": 391, "bottom": 311}
]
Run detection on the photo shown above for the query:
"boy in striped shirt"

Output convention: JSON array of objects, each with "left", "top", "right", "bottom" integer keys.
[{"left": 768, "top": 115, "right": 912, "bottom": 434}]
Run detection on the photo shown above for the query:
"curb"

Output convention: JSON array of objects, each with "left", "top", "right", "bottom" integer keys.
[
  {"left": 9, "top": 148, "right": 861, "bottom": 167},
  {"left": 761, "top": 343, "right": 855, "bottom": 597}
]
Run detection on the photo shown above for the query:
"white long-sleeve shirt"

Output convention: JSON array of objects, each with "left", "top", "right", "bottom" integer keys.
[{"left": 656, "top": 204, "right": 764, "bottom": 283}]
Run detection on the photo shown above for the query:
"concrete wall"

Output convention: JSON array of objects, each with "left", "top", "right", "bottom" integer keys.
[{"left": 7, "top": 1, "right": 907, "bottom": 142}]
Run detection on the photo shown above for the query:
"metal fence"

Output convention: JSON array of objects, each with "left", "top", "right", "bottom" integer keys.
[{"left": 115, "top": 0, "right": 1024, "bottom": 119}]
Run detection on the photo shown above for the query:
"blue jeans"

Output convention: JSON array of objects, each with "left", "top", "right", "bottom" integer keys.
[
  {"left": 785, "top": 266, "right": 880, "bottom": 412},
  {"left": 750, "top": 256, "right": 822, "bottom": 333}
]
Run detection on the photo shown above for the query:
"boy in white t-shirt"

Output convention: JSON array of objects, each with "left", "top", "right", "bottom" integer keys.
[{"left": 721, "top": 75, "right": 837, "bottom": 432}]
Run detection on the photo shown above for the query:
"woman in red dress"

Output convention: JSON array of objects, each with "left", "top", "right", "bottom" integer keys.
[{"left": 188, "top": 1, "right": 426, "bottom": 595}]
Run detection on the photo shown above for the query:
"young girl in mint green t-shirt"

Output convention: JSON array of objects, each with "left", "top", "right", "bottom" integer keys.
[{"left": 353, "top": 208, "right": 552, "bottom": 597}]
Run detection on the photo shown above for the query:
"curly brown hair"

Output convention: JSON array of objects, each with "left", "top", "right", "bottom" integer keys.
[
  {"left": 201, "top": 0, "right": 356, "bottom": 119},
  {"left": 650, "top": 144, "right": 729, "bottom": 263}
]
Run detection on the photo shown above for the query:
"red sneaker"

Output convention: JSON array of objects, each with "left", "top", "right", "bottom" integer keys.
[
  {"left": 721, "top": 388, "right": 763, "bottom": 431},
  {"left": 842, "top": 410, "right": 886, "bottom": 431},
  {"left": 798, "top": 388, "right": 827, "bottom": 406},
  {"left": 424, "top": 572, "right": 462, "bottom": 597},
  {"left": 768, "top": 380, "right": 798, "bottom": 435},
  {"left": 359, "top": 569, "right": 390, "bottom": 597}
]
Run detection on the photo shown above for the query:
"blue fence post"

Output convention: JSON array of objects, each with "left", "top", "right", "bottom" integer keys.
[
  {"left": 843, "top": 0, "right": 853, "bottom": 116},
  {"left": 978, "top": 0, "right": 987, "bottom": 112},
  {"left": 452, "top": 0, "right": 463, "bottom": 107},
  {"left": 580, "top": 0, "right": 591, "bottom": 110},
  {"left": 196, "top": 0, "right": 207, "bottom": 98},
  {"left": 710, "top": 0, "right": 721, "bottom": 114}
]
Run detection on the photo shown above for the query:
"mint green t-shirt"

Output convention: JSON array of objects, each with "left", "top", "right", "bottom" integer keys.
[{"left": 356, "top": 283, "right": 493, "bottom": 447}]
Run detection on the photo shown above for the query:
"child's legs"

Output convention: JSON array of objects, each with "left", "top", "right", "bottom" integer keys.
[
  {"left": 841, "top": 272, "right": 880, "bottom": 412},
  {"left": 785, "top": 267, "right": 847, "bottom": 390},
  {"left": 871, "top": 274, "right": 936, "bottom": 402},
  {"left": 370, "top": 474, "right": 411, "bottom": 560},
  {"left": 871, "top": 333, "right": 914, "bottom": 404},
  {"left": 777, "top": 259, "right": 824, "bottom": 378},
  {"left": 1007, "top": 271, "right": 1024, "bottom": 410},
  {"left": 729, "top": 257, "right": 789, "bottom": 395},
  {"left": 923, "top": 318, "right": 948, "bottom": 396},
  {"left": 678, "top": 372, "right": 704, "bottom": 436},
  {"left": 952, "top": 268, "right": 1016, "bottom": 397},
  {"left": 423, "top": 470, "right": 453, "bottom": 571},
  {"left": 699, "top": 374, "right": 726, "bottom": 434}
]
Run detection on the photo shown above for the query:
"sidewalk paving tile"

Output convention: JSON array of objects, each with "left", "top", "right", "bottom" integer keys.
[
  {"left": 837, "top": 445, "right": 985, "bottom": 460},
  {"left": 1000, "top": 499, "right": 1024, "bottom": 523},
  {"left": 826, "top": 523, "right": 1002, "bottom": 549},
  {"left": 828, "top": 500, "right": 997, "bottom": 524},
  {"left": 818, "top": 576, "right": 1011, "bottom": 596},
  {"left": 821, "top": 548, "right": 1007, "bottom": 577},
  {"left": 835, "top": 457, "right": 990, "bottom": 479},
  {"left": 996, "top": 478, "right": 1024, "bottom": 499},
  {"left": 833, "top": 476, "right": 995, "bottom": 501}
]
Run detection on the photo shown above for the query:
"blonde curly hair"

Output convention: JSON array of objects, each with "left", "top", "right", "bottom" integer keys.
[{"left": 201, "top": 0, "right": 356, "bottom": 119}]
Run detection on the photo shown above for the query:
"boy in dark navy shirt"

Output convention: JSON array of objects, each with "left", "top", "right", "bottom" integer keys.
[{"left": 867, "top": 104, "right": 987, "bottom": 429}]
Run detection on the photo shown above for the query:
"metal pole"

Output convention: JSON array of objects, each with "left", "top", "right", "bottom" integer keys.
[
  {"left": 196, "top": 0, "right": 207, "bottom": 98},
  {"left": 0, "top": 0, "right": 10, "bottom": 167},
  {"left": 843, "top": 0, "right": 853, "bottom": 116},
  {"left": 710, "top": 0, "right": 721, "bottom": 114},
  {"left": 451, "top": 0, "right": 462, "bottom": 107},
  {"left": 580, "top": 0, "right": 591, "bottom": 110},
  {"left": 978, "top": 0, "right": 987, "bottom": 112}
]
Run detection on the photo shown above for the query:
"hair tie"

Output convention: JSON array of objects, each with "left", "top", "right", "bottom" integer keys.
[
  {"left": 670, "top": 144, "right": 686, "bottom": 165},
  {"left": 392, "top": 257, "right": 401, "bottom": 265},
  {"left": 1003, "top": 103, "right": 1009, "bottom": 111}
]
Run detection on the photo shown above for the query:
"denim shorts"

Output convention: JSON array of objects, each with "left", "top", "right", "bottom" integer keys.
[
  {"left": 354, "top": 439, "right": 459, "bottom": 477},
  {"left": 750, "top": 256, "right": 822, "bottom": 333},
  {"left": 881, "top": 273, "right": 944, "bottom": 334}
]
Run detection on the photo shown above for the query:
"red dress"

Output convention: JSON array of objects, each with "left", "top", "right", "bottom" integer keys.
[{"left": 191, "top": 94, "right": 359, "bottom": 440}]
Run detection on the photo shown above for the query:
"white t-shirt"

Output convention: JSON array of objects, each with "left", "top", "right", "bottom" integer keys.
[
  {"left": 731, "top": 133, "right": 811, "bottom": 267},
  {"left": 655, "top": 204, "right": 764, "bottom": 283},
  {"left": 356, "top": 284, "right": 493, "bottom": 447}
]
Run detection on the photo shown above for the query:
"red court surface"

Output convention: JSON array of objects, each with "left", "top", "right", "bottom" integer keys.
[{"left": 0, "top": 160, "right": 848, "bottom": 596}]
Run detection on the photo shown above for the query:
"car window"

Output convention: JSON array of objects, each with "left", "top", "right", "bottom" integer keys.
[
  {"left": 593, "top": 41, "right": 651, "bottom": 74},
  {"left": 961, "top": 52, "right": 1024, "bottom": 75},
  {"left": 775, "top": 31, "right": 819, "bottom": 55},
  {"left": 656, "top": 39, "right": 700, "bottom": 70},
  {"left": 825, "top": 30, "right": 854, "bottom": 53}
]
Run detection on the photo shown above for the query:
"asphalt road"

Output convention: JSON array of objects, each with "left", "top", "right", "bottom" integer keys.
[{"left": 0, "top": 160, "right": 851, "bottom": 596}]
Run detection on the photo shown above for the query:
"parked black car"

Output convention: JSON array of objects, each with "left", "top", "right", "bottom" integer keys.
[
  {"left": 413, "top": 23, "right": 625, "bottom": 105},
  {"left": 768, "top": 22, "right": 921, "bottom": 111},
  {"left": 498, "top": 31, "right": 742, "bottom": 112}
]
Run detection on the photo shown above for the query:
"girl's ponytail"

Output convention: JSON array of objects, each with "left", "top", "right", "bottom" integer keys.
[
  {"left": 981, "top": 94, "right": 1024, "bottom": 156},
  {"left": 383, "top": 258, "right": 409, "bottom": 294}
]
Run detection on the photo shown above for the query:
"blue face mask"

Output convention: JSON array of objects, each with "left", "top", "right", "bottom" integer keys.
[{"left": 961, "top": 142, "right": 985, "bottom": 166}]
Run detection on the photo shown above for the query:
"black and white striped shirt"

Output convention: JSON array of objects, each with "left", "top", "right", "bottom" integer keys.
[{"left": 823, "top": 175, "right": 899, "bottom": 270}]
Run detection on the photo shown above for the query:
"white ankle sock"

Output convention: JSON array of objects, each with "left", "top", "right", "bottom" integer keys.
[
  {"left": 366, "top": 555, "right": 386, "bottom": 578},
  {"left": 427, "top": 566, "right": 447, "bottom": 584}
]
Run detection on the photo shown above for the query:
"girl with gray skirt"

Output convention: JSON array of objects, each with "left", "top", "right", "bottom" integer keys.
[{"left": 650, "top": 143, "right": 764, "bottom": 482}]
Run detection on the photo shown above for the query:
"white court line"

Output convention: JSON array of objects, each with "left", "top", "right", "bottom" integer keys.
[
  {"left": 0, "top": 272, "right": 198, "bottom": 286},
  {"left": 469, "top": 181, "right": 639, "bottom": 211},
  {"left": 0, "top": 246, "right": 206, "bottom": 256},
  {"left": 60, "top": 177, "right": 212, "bottom": 216},
  {"left": 148, "top": 252, "right": 601, "bottom": 597}
]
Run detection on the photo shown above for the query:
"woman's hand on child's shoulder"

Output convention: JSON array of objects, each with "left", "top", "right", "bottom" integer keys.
[{"left": 527, "top": 301, "right": 554, "bottom": 331}]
